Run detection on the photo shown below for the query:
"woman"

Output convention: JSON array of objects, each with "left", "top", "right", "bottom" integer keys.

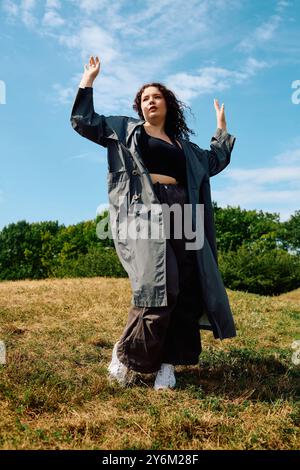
[{"left": 70, "top": 56, "right": 237, "bottom": 390}]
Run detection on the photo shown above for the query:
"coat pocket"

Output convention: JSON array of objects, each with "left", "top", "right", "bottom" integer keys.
[{"left": 107, "top": 170, "right": 130, "bottom": 241}]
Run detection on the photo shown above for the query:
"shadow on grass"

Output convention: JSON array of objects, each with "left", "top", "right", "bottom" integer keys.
[
  {"left": 129, "top": 347, "right": 300, "bottom": 401},
  {"left": 174, "top": 347, "right": 300, "bottom": 401}
]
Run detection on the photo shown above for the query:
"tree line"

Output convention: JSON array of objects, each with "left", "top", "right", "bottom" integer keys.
[{"left": 0, "top": 205, "right": 299, "bottom": 296}]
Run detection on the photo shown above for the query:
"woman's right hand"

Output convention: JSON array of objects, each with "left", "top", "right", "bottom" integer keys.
[
  {"left": 85, "top": 56, "right": 100, "bottom": 79},
  {"left": 79, "top": 56, "right": 101, "bottom": 88}
]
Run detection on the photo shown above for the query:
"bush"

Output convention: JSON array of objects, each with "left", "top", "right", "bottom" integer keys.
[
  {"left": 51, "top": 245, "right": 127, "bottom": 279},
  {"left": 219, "top": 240, "right": 300, "bottom": 295}
]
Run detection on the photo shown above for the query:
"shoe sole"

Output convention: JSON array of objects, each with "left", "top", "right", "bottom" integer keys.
[{"left": 154, "top": 380, "right": 176, "bottom": 390}]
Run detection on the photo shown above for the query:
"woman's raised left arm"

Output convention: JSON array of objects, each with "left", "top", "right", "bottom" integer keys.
[{"left": 205, "top": 98, "right": 236, "bottom": 176}]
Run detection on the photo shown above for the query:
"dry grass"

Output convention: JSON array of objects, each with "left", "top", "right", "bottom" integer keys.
[{"left": 0, "top": 277, "right": 299, "bottom": 450}]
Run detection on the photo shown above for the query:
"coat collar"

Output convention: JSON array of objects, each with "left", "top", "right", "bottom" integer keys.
[{"left": 125, "top": 118, "right": 145, "bottom": 147}]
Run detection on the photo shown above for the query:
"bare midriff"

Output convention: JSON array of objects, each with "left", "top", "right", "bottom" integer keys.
[{"left": 149, "top": 173, "right": 178, "bottom": 184}]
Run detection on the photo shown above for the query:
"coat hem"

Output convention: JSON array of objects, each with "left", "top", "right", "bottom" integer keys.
[{"left": 131, "top": 291, "right": 168, "bottom": 307}]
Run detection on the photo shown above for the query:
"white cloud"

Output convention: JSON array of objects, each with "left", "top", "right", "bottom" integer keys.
[
  {"left": 210, "top": 130, "right": 300, "bottom": 222},
  {"left": 42, "top": 10, "right": 65, "bottom": 27},
  {"left": 22, "top": 0, "right": 35, "bottom": 7},
  {"left": 46, "top": 0, "right": 61, "bottom": 8},
  {"left": 53, "top": 0, "right": 239, "bottom": 60},
  {"left": 240, "top": 57, "right": 271, "bottom": 78},
  {"left": 52, "top": 83, "right": 75, "bottom": 104},
  {"left": 214, "top": 183, "right": 300, "bottom": 205},
  {"left": 276, "top": 208, "right": 296, "bottom": 222},
  {"left": 166, "top": 68, "right": 234, "bottom": 102},
  {"left": 275, "top": 148, "right": 300, "bottom": 164},
  {"left": 57, "top": 24, "right": 119, "bottom": 64},
  {"left": 213, "top": 181, "right": 299, "bottom": 221},
  {"left": 77, "top": 0, "right": 109, "bottom": 13},
  {"left": 1, "top": 0, "right": 37, "bottom": 27},
  {"left": 42, "top": 0, "right": 64, "bottom": 28},
  {"left": 237, "top": 0, "right": 290, "bottom": 52},
  {"left": 1, "top": 0, "right": 279, "bottom": 112},
  {"left": 165, "top": 57, "right": 270, "bottom": 104},
  {"left": 20, "top": 0, "right": 37, "bottom": 28},
  {"left": 66, "top": 152, "right": 106, "bottom": 164},
  {"left": 2, "top": 0, "right": 18, "bottom": 16},
  {"left": 223, "top": 166, "right": 300, "bottom": 184},
  {"left": 213, "top": 154, "right": 300, "bottom": 221},
  {"left": 254, "top": 15, "right": 281, "bottom": 42},
  {"left": 276, "top": 0, "right": 290, "bottom": 11},
  {"left": 3, "top": 0, "right": 64, "bottom": 29}
]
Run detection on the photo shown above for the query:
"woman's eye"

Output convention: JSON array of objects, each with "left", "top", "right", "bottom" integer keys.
[{"left": 143, "top": 96, "right": 161, "bottom": 101}]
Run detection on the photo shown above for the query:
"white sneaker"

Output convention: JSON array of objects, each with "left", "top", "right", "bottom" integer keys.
[
  {"left": 107, "top": 342, "right": 132, "bottom": 386},
  {"left": 154, "top": 363, "right": 176, "bottom": 390}
]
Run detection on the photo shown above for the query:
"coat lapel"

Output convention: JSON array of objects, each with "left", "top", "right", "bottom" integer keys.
[
  {"left": 125, "top": 119, "right": 149, "bottom": 174},
  {"left": 126, "top": 119, "right": 145, "bottom": 147}
]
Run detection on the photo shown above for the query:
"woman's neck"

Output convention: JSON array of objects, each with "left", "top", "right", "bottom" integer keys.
[{"left": 144, "top": 121, "right": 166, "bottom": 134}]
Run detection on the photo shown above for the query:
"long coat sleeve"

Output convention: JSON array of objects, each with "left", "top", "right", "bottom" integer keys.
[
  {"left": 70, "top": 87, "right": 127, "bottom": 148},
  {"left": 207, "top": 128, "right": 236, "bottom": 177}
]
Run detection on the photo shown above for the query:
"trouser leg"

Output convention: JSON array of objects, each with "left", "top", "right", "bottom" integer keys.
[
  {"left": 116, "top": 239, "right": 180, "bottom": 373},
  {"left": 161, "top": 239, "right": 202, "bottom": 365},
  {"left": 160, "top": 184, "right": 202, "bottom": 365}
]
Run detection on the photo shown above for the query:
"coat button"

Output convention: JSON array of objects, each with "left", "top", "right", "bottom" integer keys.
[{"left": 132, "top": 169, "right": 139, "bottom": 175}]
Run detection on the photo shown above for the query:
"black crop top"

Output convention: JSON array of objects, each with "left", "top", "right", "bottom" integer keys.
[{"left": 138, "top": 125, "right": 187, "bottom": 186}]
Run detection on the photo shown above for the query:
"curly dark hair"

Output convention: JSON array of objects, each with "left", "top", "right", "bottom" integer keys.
[{"left": 132, "top": 82, "right": 195, "bottom": 141}]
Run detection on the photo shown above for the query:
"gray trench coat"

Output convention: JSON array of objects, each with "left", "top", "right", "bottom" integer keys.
[{"left": 70, "top": 87, "right": 237, "bottom": 340}]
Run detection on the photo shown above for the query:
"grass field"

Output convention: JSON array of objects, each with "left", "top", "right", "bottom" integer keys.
[{"left": 0, "top": 276, "right": 299, "bottom": 450}]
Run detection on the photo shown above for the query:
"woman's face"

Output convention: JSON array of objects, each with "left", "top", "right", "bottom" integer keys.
[{"left": 140, "top": 86, "right": 167, "bottom": 124}]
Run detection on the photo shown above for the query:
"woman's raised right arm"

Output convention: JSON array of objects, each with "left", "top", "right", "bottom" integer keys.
[
  {"left": 70, "top": 56, "right": 130, "bottom": 150},
  {"left": 70, "top": 56, "right": 110, "bottom": 147}
]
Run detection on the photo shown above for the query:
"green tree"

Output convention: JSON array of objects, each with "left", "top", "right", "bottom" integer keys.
[
  {"left": 279, "top": 210, "right": 300, "bottom": 254},
  {"left": 0, "top": 220, "right": 62, "bottom": 280},
  {"left": 213, "top": 203, "right": 281, "bottom": 252}
]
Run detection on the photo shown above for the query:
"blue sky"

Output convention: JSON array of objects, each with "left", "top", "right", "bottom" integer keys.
[{"left": 0, "top": 0, "right": 299, "bottom": 230}]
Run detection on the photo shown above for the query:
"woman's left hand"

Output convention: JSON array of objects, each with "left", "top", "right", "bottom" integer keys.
[{"left": 214, "top": 98, "right": 227, "bottom": 131}]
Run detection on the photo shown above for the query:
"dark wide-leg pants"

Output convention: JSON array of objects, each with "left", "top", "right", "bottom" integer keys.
[{"left": 116, "top": 182, "right": 202, "bottom": 373}]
